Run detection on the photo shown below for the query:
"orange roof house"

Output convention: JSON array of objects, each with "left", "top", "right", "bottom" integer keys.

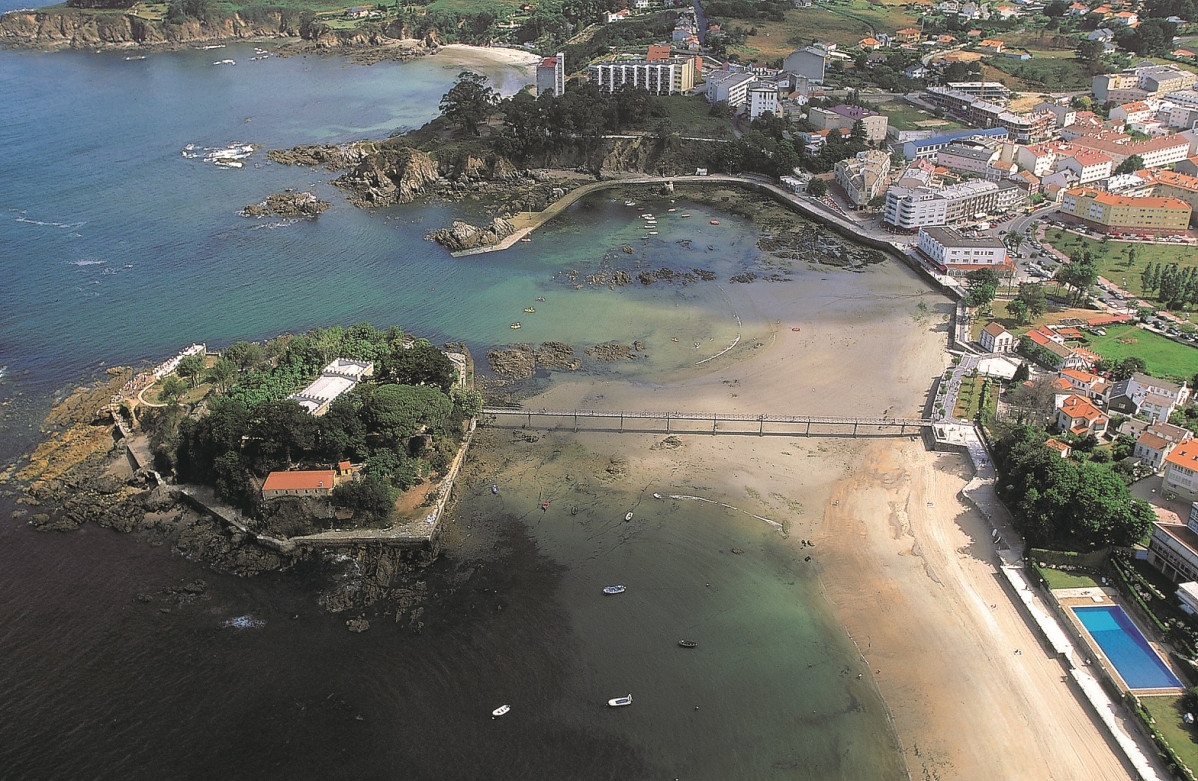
[
  {"left": 262, "top": 469, "right": 339, "bottom": 499},
  {"left": 1055, "top": 394, "right": 1109, "bottom": 436},
  {"left": 1045, "top": 438, "right": 1072, "bottom": 458},
  {"left": 647, "top": 43, "right": 672, "bottom": 60}
]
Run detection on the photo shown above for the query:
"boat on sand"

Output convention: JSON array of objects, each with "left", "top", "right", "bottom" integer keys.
[
  {"left": 678, "top": 640, "right": 697, "bottom": 648},
  {"left": 608, "top": 694, "right": 633, "bottom": 707}
]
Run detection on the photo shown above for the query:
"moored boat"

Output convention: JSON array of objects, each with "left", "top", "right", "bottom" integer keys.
[
  {"left": 492, "top": 705, "right": 510, "bottom": 718},
  {"left": 603, "top": 585, "right": 626, "bottom": 595},
  {"left": 524, "top": 307, "right": 536, "bottom": 313},
  {"left": 608, "top": 694, "right": 633, "bottom": 707},
  {"left": 709, "top": 219, "right": 720, "bottom": 225},
  {"left": 510, "top": 322, "right": 521, "bottom": 329},
  {"left": 624, "top": 512, "right": 633, "bottom": 521},
  {"left": 678, "top": 640, "right": 697, "bottom": 648}
]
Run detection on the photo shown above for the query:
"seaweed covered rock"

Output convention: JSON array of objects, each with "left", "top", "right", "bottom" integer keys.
[{"left": 241, "top": 190, "right": 330, "bottom": 218}]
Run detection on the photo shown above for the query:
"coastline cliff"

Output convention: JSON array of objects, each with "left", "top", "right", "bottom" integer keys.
[{"left": 0, "top": 5, "right": 437, "bottom": 54}]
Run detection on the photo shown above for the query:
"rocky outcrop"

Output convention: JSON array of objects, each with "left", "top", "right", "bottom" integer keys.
[
  {"left": 485, "top": 342, "right": 581, "bottom": 380},
  {"left": 334, "top": 145, "right": 441, "bottom": 207},
  {"left": 241, "top": 190, "right": 330, "bottom": 218},
  {"left": 267, "top": 144, "right": 367, "bottom": 169},
  {"left": 427, "top": 217, "right": 515, "bottom": 252}
]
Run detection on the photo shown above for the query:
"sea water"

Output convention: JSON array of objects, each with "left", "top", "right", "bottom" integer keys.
[{"left": 0, "top": 44, "right": 906, "bottom": 778}]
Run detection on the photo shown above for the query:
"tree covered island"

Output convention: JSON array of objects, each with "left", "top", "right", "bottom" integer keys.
[{"left": 135, "top": 323, "right": 482, "bottom": 540}]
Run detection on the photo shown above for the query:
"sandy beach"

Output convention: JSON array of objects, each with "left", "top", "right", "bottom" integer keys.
[{"left": 498, "top": 258, "right": 1137, "bottom": 779}]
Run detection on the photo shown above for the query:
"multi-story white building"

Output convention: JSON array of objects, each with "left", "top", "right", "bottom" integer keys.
[
  {"left": 916, "top": 226, "right": 1010, "bottom": 275},
  {"left": 589, "top": 57, "right": 695, "bottom": 95},
  {"left": 1148, "top": 499, "right": 1198, "bottom": 581},
  {"left": 1057, "top": 149, "right": 1114, "bottom": 184},
  {"left": 884, "top": 179, "right": 1026, "bottom": 230},
  {"left": 783, "top": 46, "right": 827, "bottom": 83},
  {"left": 809, "top": 104, "right": 889, "bottom": 143},
  {"left": 705, "top": 70, "right": 756, "bottom": 108},
  {"left": 1164, "top": 441, "right": 1198, "bottom": 501},
  {"left": 747, "top": 82, "right": 779, "bottom": 119}
]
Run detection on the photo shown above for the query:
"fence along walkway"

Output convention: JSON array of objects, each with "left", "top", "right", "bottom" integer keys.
[{"left": 480, "top": 407, "right": 932, "bottom": 437}]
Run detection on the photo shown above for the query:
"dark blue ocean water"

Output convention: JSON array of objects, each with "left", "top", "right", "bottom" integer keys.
[{"left": 0, "top": 43, "right": 906, "bottom": 779}]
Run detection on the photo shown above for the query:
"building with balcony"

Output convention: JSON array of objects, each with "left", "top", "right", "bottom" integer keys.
[{"left": 1058, "top": 187, "right": 1192, "bottom": 235}]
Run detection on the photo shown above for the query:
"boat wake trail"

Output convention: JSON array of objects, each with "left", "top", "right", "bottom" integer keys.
[{"left": 661, "top": 493, "right": 784, "bottom": 532}]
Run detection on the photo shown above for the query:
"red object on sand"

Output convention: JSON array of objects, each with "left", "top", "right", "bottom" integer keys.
[
  {"left": 791, "top": 327, "right": 800, "bottom": 332},
  {"left": 541, "top": 501, "right": 550, "bottom": 510}
]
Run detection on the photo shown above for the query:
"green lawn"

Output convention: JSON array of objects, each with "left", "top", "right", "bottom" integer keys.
[
  {"left": 984, "top": 52, "right": 1092, "bottom": 91},
  {"left": 1085, "top": 324, "right": 1198, "bottom": 381},
  {"left": 1140, "top": 696, "right": 1198, "bottom": 779},
  {"left": 731, "top": 0, "right": 918, "bottom": 58},
  {"left": 656, "top": 95, "right": 735, "bottom": 139},
  {"left": 878, "top": 101, "right": 963, "bottom": 132},
  {"left": 1038, "top": 566, "right": 1101, "bottom": 590},
  {"left": 1043, "top": 230, "right": 1198, "bottom": 304},
  {"left": 425, "top": 0, "right": 524, "bottom": 13}
]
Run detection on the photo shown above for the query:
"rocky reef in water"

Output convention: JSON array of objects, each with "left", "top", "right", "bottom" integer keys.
[{"left": 240, "top": 190, "right": 330, "bottom": 218}]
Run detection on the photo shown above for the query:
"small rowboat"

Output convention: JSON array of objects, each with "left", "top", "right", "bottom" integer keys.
[
  {"left": 541, "top": 501, "right": 550, "bottom": 510},
  {"left": 492, "top": 705, "right": 510, "bottom": 718},
  {"left": 608, "top": 694, "right": 633, "bottom": 707},
  {"left": 603, "top": 585, "right": 626, "bottom": 595},
  {"left": 710, "top": 220, "right": 720, "bottom": 225},
  {"left": 678, "top": 640, "right": 697, "bottom": 648},
  {"left": 524, "top": 307, "right": 536, "bottom": 313},
  {"left": 491, "top": 485, "right": 499, "bottom": 495},
  {"left": 624, "top": 512, "right": 634, "bottom": 521},
  {"left": 791, "top": 327, "right": 801, "bottom": 332},
  {"left": 519, "top": 237, "right": 532, "bottom": 242},
  {"left": 510, "top": 322, "right": 521, "bottom": 329}
]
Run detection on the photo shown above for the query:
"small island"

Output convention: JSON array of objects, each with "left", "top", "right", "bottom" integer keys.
[{"left": 12, "top": 324, "right": 481, "bottom": 606}]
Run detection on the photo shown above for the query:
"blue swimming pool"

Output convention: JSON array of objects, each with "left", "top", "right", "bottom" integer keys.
[{"left": 1072, "top": 605, "right": 1183, "bottom": 690}]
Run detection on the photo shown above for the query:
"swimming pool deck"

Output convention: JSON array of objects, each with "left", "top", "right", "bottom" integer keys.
[{"left": 1055, "top": 590, "right": 1185, "bottom": 696}]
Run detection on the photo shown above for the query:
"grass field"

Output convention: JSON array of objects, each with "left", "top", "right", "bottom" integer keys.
[
  {"left": 984, "top": 52, "right": 1092, "bottom": 91},
  {"left": 425, "top": 0, "right": 524, "bottom": 14},
  {"left": 1043, "top": 231, "right": 1198, "bottom": 302},
  {"left": 656, "top": 95, "right": 736, "bottom": 139},
  {"left": 731, "top": 0, "right": 918, "bottom": 59},
  {"left": 877, "top": 101, "right": 963, "bottom": 131},
  {"left": 1085, "top": 324, "right": 1198, "bottom": 380},
  {"left": 1038, "top": 566, "right": 1100, "bottom": 590},
  {"left": 1139, "top": 696, "right": 1198, "bottom": 779}
]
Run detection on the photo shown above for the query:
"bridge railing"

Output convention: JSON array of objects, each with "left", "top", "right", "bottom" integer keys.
[{"left": 480, "top": 407, "right": 931, "bottom": 428}]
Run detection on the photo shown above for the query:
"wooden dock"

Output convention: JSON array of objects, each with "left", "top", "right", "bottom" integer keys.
[{"left": 480, "top": 407, "right": 931, "bottom": 438}]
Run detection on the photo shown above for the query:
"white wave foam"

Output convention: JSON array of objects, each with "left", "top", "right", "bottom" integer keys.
[{"left": 72, "top": 258, "right": 105, "bottom": 266}]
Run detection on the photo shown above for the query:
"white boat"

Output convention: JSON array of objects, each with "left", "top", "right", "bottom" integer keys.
[
  {"left": 603, "top": 585, "right": 626, "bottom": 595},
  {"left": 212, "top": 59, "right": 236, "bottom": 66},
  {"left": 624, "top": 200, "right": 636, "bottom": 206},
  {"left": 624, "top": 511, "right": 633, "bottom": 521},
  {"left": 608, "top": 694, "right": 633, "bottom": 707},
  {"left": 124, "top": 55, "right": 146, "bottom": 60},
  {"left": 214, "top": 160, "right": 244, "bottom": 168},
  {"left": 492, "top": 705, "right": 510, "bottom": 718}
]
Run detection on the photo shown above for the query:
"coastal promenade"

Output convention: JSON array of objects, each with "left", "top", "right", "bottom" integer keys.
[{"left": 481, "top": 406, "right": 931, "bottom": 437}]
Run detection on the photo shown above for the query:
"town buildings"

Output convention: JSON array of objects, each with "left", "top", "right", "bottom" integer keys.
[
  {"left": 1058, "top": 187, "right": 1192, "bottom": 235},
  {"left": 809, "top": 104, "right": 889, "bottom": 142},
  {"left": 537, "top": 52, "right": 566, "bottom": 98},
  {"left": 900, "top": 128, "right": 1009, "bottom": 161},
  {"left": 834, "top": 150, "right": 891, "bottom": 207},
  {"left": 924, "top": 86, "right": 1056, "bottom": 143},
  {"left": 979, "top": 322, "right": 1015, "bottom": 353},
  {"left": 1164, "top": 441, "right": 1198, "bottom": 501},
  {"left": 1055, "top": 394, "right": 1110, "bottom": 436},
  {"left": 589, "top": 57, "right": 696, "bottom": 94},
  {"left": 1093, "top": 64, "right": 1198, "bottom": 106},
  {"left": 783, "top": 46, "right": 827, "bottom": 83},
  {"left": 916, "top": 226, "right": 1011, "bottom": 276},
  {"left": 883, "top": 179, "right": 1026, "bottom": 231},
  {"left": 1148, "top": 500, "right": 1198, "bottom": 581}
]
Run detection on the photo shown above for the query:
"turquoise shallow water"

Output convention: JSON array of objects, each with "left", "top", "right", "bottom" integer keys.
[{"left": 0, "top": 44, "right": 906, "bottom": 779}]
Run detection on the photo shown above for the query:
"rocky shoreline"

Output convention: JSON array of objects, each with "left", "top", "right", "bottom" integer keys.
[{"left": 240, "top": 190, "right": 330, "bottom": 219}]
